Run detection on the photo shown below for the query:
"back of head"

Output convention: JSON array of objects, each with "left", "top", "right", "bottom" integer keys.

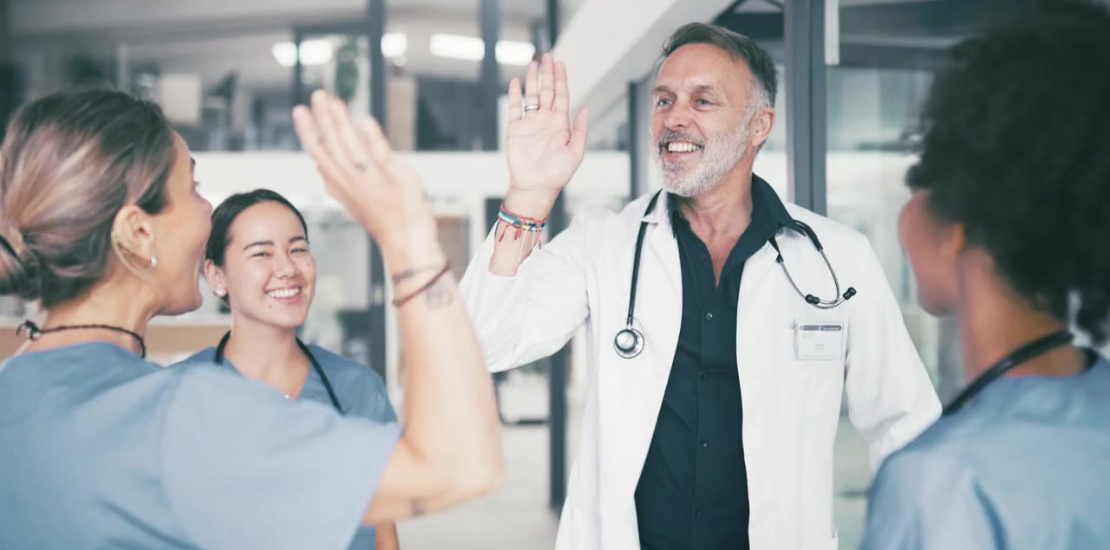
[
  {"left": 0, "top": 88, "right": 177, "bottom": 308},
  {"left": 908, "top": 0, "right": 1110, "bottom": 344}
]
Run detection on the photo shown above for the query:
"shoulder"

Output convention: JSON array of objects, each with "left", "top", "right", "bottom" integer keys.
[
  {"left": 307, "top": 345, "right": 395, "bottom": 420},
  {"left": 784, "top": 202, "right": 872, "bottom": 250},
  {"left": 168, "top": 347, "right": 219, "bottom": 369},
  {"left": 307, "top": 346, "right": 384, "bottom": 388}
]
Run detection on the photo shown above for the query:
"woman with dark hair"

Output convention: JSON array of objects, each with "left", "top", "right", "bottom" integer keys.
[
  {"left": 0, "top": 88, "right": 502, "bottom": 549},
  {"left": 861, "top": 1, "right": 1110, "bottom": 548},
  {"left": 174, "top": 189, "right": 400, "bottom": 550}
]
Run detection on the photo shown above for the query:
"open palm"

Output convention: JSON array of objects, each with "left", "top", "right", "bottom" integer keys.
[{"left": 505, "top": 54, "right": 590, "bottom": 194}]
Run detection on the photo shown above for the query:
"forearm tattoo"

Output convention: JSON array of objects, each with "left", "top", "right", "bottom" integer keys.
[{"left": 424, "top": 279, "right": 454, "bottom": 309}]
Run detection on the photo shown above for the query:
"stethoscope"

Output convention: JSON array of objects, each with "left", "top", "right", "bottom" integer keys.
[
  {"left": 943, "top": 329, "right": 1083, "bottom": 415},
  {"left": 215, "top": 331, "right": 343, "bottom": 413},
  {"left": 614, "top": 191, "right": 858, "bottom": 359}
]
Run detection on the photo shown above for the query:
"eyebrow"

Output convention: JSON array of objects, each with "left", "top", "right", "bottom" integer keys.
[
  {"left": 243, "top": 236, "right": 307, "bottom": 250},
  {"left": 652, "top": 84, "right": 719, "bottom": 95}
]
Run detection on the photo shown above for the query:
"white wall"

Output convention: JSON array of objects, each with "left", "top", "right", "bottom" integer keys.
[{"left": 552, "top": 0, "right": 737, "bottom": 115}]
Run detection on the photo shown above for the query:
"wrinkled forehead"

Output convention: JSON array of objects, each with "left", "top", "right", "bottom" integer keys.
[{"left": 654, "top": 43, "right": 753, "bottom": 97}]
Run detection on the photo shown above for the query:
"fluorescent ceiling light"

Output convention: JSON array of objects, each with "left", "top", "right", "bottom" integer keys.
[
  {"left": 272, "top": 39, "right": 334, "bottom": 68},
  {"left": 429, "top": 33, "right": 536, "bottom": 66},
  {"left": 382, "top": 32, "right": 408, "bottom": 58},
  {"left": 273, "top": 34, "right": 407, "bottom": 68}
]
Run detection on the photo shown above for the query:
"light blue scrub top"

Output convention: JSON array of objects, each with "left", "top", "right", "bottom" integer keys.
[
  {"left": 861, "top": 356, "right": 1110, "bottom": 550},
  {"left": 176, "top": 344, "right": 399, "bottom": 550},
  {"left": 0, "top": 342, "right": 400, "bottom": 550}
]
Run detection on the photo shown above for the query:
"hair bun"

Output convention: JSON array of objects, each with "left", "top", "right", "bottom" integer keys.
[{"left": 0, "top": 219, "right": 37, "bottom": 297}]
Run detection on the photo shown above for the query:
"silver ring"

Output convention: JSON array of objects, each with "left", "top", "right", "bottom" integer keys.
[{"left": 523, "top": 103, "right": 541, "bottom": 112}]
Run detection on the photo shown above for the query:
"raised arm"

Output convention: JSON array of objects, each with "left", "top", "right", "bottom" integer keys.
[
  {"left": 293, "top": 91, "right": 504, "bottom": 523},
  {"left": 489, "top": 53, "right": 589, "bottom": 275}
]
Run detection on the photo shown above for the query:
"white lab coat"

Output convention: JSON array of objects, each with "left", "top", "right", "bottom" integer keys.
[{"left": 460, "top": 191, "right": 941, "bottom": 550}]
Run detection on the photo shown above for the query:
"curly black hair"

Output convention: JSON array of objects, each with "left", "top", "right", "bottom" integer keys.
[{"left": 907, "top": 0, "right": 1110, "bottom": 344}]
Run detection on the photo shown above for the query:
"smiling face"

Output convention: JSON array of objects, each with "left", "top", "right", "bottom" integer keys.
[
  {"left": 205, "top": 200, "right": 316, "bottom": 330},
  {"left": 650, "top": 43, "right": 769, "bottom": 197}
]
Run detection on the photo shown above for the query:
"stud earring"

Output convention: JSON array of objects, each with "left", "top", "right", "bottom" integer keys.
[
  {"left": 148, "top": 254, "right": 158, "bottom": 270},
  {"left": 214, "top": 288, "right": 226, "bottom": 298}
]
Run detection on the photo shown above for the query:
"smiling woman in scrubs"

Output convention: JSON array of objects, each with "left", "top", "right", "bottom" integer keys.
[
  {"left": 175, "top": 189, "right": 401, "bottom": 550},
  {"left": 0, "top": 88, "right": 503, "bottom": 549},
  {"left": 861, "top": 2, "right": 1110, "bottom": 548}
]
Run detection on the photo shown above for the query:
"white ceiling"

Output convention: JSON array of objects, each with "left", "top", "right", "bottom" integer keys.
[{"left": 10, "top": 0, "right": 560, "bottom": 92}]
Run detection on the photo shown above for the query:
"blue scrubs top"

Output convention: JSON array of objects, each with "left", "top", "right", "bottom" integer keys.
[
  {"left": 0, "top": 342, "right": 400, "bottom": 550},
  {"left": 861, "top": 356, "right": 1110, "bottom": 550},
  {"left": 175, "top": 344, "right": 399, "bottom": 550}
]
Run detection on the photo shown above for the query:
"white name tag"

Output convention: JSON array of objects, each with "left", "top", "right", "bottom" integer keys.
[{"left": 794, "top": 322, "right": 845, "bottom": 361}]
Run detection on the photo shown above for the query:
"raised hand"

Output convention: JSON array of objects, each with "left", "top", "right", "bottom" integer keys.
[
  {"left": 292, "top": 90, "right": 439, "bottom": 262},
  {"left": 504, "top": 54, "right": 589, "bottom": 213}
]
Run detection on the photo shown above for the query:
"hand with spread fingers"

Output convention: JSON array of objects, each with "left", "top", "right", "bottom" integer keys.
[
  {"left": 504, "top": 53, "right": 590, "bottom": 219},
  {"left": 292, "top": 90, "right": 439, "bottom": 264}
]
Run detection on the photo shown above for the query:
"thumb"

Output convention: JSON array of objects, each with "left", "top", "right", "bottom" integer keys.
[{"left": 568, "top": 108, "right": 590, "bottom": 158}]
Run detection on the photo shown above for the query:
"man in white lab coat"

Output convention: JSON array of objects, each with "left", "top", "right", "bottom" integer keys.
[{"left": 460, "top": 23, "right": 940, "bottom": 550}]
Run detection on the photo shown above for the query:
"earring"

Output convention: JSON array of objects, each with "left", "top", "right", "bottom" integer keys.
[
  {"left": 148, "top": 255, "right": 158, "bottom": 270},
  {"left": 214, "top": 288, "right": 226, "bottom": 297}
]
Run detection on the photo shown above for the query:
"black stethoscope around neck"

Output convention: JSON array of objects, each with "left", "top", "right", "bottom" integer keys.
[
  {"left": 215, "top": 331, "right": 343, "bottom": 413},
  {"left": 943, "top": 329, "right": 1081, "bottom": 416},
  {"left": 614, "top": 191, "right": 858, "bottom": 359}
]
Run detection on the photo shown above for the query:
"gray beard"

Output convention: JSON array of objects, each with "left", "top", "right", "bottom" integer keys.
[{"left": 653, "top": 122, "right": 751, "bottom": 198}]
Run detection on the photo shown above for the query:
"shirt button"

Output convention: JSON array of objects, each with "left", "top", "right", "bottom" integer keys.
[
  {"left": 705, "top": 312, "right": 714, "bottom": 321},
  {"left": 700, "top": 373, "right": 708, "bottom": 381},
  {"left": 699, "top": 254, "right": 708, "bottom": 261},
  {"left": 701, "top": 441, "right": 709, "bottom": 448},
  {"left": 695, "top": 509, "right": 704, "bottom": 518}
]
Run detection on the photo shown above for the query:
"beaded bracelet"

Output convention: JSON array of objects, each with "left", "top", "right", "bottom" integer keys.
[{"left": 497, "top": 205, "right": 547, "bottom": 244}]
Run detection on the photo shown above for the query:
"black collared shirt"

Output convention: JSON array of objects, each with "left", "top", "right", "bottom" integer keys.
[{"left": 634, "top": 177, "right": 789, "bottom": 550}]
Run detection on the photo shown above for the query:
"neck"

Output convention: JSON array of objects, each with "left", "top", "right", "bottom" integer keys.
[
  {"left": 676, "top": 165, "right": 754, "bottom": 239},
  {"left": 223, "top": 315, "right": 305, "bottom": 384},
  {"left": 29, "top": 282, "right": 156, "bottom": 357},
  {"left": 957, "top": 264, "right": 1084, "bottom": 382}
]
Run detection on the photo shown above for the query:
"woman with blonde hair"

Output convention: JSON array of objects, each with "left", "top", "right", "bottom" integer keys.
[{"left": 0, "top": 88, "right": 503, "bottom": 549}]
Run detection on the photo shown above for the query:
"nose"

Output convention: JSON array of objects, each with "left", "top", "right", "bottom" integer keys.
[
  {"left": 663, "top": 102, "right": 692, "bottom": 132},
  {"left": 273, "top": 251, "right": 298, "bottom": 279}
]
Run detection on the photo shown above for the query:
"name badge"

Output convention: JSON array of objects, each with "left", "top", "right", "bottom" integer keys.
[{"left": 794, "top": 322, "right": 845, "bottom": 361}]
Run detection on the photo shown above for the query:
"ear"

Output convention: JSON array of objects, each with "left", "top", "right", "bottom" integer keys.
[
  {"left": 203, "top": 259, "right": 227, "bottom": 297},
  {"left": 941, "top": 221, "right": 968, "bottom": 263},
  {"left": 750, "top": 107, "right": 775, "bottom": 149},
  {"left": 111, "top": 204, "right": 157, "bottom": 272}
]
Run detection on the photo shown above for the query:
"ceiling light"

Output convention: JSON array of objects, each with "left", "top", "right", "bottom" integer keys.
[{"left": 429, "top": 33, "right": 536, "bottom": 66}]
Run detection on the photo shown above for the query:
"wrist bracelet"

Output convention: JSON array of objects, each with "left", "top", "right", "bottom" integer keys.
[{"left": 392, "top": 262, "right": 452, "bottom": 307}]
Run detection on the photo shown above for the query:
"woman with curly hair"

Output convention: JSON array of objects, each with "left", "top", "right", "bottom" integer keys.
[{"left": 861, "top": 1, "right": 1110, "bottom": 548}]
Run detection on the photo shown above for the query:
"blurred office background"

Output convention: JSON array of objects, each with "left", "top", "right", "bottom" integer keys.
[{"left": 0, "top": 0, "right": 1101, "bottom": 548}]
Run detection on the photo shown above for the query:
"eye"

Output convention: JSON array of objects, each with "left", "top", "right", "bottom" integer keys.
[
  {"left": 291, "top": 247, "right": 310, "bottom": 254},
  {"left": 655, "top": 98, "right": 672, "bottom": 108},
  {"left": 696, "top": 98, "right": 711, "bottom": 106},
  {"left": 252, "top": 251, "right": 271, "bottom": 258}
]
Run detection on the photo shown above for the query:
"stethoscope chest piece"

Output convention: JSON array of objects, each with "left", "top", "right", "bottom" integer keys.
[{"left": 614, "top": 327, "right": 645, "bottom": 359}]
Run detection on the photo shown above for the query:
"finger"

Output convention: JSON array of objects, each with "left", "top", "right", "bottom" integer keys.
[
  {"left": 523, "top": 61, "right": 539, "bottom": 113},
  {"left": 311, "top": 90, "right": 353, "bottom": 168},
  {"left": 329, "top": 97, "right": 374, "bottom": 170},
  {"left": 508, "top": 76, "right": 523, "bottom": 120},
  {"left": 552, "top": 61, "right": 570, "bottom": 115},
  {"left": 359, "top": 116, "right": 393, "bottom": 166},
  {"left": 293, "top": 106, "right": 347, "bottom": 184},
  {"left": 539, "top": 54, "right": 555, "bottom": 110},
  {"left": 569, "top": 107, "right": 590, "bottom": 158}
]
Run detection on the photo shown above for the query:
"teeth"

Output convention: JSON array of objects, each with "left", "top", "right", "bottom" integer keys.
[
  {"left": 667, "top": 142, "right": 701, "bottom": 153},
  {"left": 267, "top": 287, "right": 301, "bottom": 299}
]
